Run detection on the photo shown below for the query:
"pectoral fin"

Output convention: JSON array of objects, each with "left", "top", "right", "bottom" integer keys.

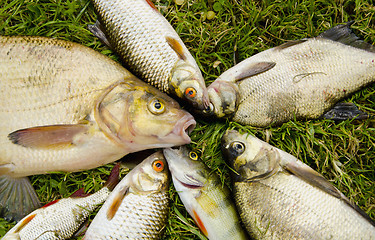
[
  {"left": 234, "top": 62, "right": 276, "bottom": 82},
  {"left": 88, "top": 20, "right": 113, "bottom": 49},
  {"left": 166, "top": 36, "right": 187, "bottom": 60},
  {"left": 283, "top": 160, "right": 375, "bottom": 227},
  {"left": 8, "top": 124, "right": 89, "bottom": 149},
  {"left": 107, "top": 186, "right": 129, "bottom": 220}
]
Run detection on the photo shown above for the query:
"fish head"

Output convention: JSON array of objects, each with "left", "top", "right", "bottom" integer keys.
[
  {"left": 202, "top": 80, "right": 239, "bottom": 119},
  {"left": 129, "top": 151, "right": 170, "bottom": 194},
  {"left": 221, "top": 130, "right": 279, "bottom": 181},
  {"left": 170, "top": 60, "right": 210, "bottom": 111},
  {"left": 95, "top": 79, "right": 196, "bottom": 152},
  {"left": 163, "top": 146, "right": 208, "bottom": 190}
]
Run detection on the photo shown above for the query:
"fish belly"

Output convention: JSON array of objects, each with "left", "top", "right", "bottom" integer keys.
[
  {"left": 234, "top": 173, "right": 375, "bottom": 239},
  {"left": 234, "top": 38, "right": 375, "bottom": 126},
  {"left": 0, "top": 36, "right": 130, "bottom": 176},
  {"left": 92, "top": 0, "right": 183, "bottom": 92}
]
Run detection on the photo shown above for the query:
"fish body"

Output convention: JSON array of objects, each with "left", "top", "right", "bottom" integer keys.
[
  {"left": 221, "top": 130, "right": 375, "bottom": 239},
  {"left": 2, "top": 164, "right": 119, "bottom": 240},
  {"left": 90, "top": 0, "right": 210, "bottom": 110},
  {"left": 207, "top": 22, "right": 375, "bottom": 126},
  {"left": 163, "top": 147, "right": 248, "bottom": 240},
  {"left": 83, "top": 151, "right": 169, "bottom": 239},
  {"left": 0, "top": 36, "right": 195, "bottom": 221}
]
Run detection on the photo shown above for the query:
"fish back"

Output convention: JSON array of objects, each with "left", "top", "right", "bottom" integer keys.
[{"left": 92, "top": 0, "right": 184, "bottom": 92}]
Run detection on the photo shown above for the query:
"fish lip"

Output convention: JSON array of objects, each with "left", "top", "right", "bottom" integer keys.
[{"left": 175, "top": 114, "right": 196, "bottom": 143}]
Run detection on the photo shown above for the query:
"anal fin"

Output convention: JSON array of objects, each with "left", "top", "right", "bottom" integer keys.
[
  {"left": 0, "top": 176, "right": 41, "bottom": 222},
  {"left": 322, "top": 102, "right": 368, "bottom": 121}
]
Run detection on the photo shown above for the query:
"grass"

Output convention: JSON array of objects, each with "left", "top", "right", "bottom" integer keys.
[{"left": 0, "top": 0, "right": 374, "bottom": 238}]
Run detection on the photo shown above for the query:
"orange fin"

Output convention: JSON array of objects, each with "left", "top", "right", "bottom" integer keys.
[
  {"left": 107, "top": 187, "right": 128, "bottom": 220},
  {"left": 166, "top": 36, "right": 187, "bottom": 60},
  {"left": 42, "top": 199, "right": 60, "bottom": 208},
  {"left": 14, "top": 213, "right": 37, "bottom": 233},
  {"left": 104, "top": 163, "right": 120, "bottom": 191},
  {"left": 192, "top": 209, "right": 208, "bottom": 237},
  {"left": 8, "top": 124, "right": 88, "bottom": 149},
  {"left": 144, "top": 0, "right": 158, "bottom": 11}
]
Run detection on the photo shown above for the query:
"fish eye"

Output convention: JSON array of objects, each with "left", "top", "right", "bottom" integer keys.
[
  {"left": 189, "top": 151, "right": 198, "bottom": 161},
  {"left": 230, "top": 141, "right": 245, "bottom": 155},
  {"left": 185, "top": 87, "right": 197, "bottom": 98},
  {"left": 148, "top": 98, "right": 165, "bottom": 114},
  {"left": 152, "top": 160, "right": 165, "bottom": 172},
  {"left": 203, "top": 103, "right": 214, "bottom": 114}
]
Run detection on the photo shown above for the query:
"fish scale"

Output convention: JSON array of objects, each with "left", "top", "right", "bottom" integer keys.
[
  {"left": 2, "top": 187, "right": 111, "bottom": 240},
  {"left": 93, "top": 0, "right": 179, "bottom": 93}
]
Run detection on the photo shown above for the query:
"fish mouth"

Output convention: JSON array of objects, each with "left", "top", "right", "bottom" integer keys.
[{"left": 173, "top": 114, "right": 196, "bottom": 144}]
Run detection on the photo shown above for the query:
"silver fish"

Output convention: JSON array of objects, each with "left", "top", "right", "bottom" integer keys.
[
  {"left": 0, "top": 36, "right": 195, "bottom": 221},
  {"left": 89, "top": 0, "right": 210, "bottom": 110},
  {"left": 206, "top": 22, "right": 375, "bottom": 126},
  {"left": 222, "top": 130, "right": 375, "bottom": 239},
  {"left": 83, "top": 151, "right": 169, "bottom": 239},
  {"left": 163, "top": 147, "right": 248, "bottom": 240}
]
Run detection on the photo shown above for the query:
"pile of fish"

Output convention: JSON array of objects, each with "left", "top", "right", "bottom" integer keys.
[{"left": 1, "top": 0, "right": 374, "bottom": 239}]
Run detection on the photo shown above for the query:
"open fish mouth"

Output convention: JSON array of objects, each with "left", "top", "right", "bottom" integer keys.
[{"left": 175, "top": 114, "right": 196, "bottom": 144}]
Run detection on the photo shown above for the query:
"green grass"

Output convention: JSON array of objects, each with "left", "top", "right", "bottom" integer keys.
[{"left": 1, "top": 0, "right": 374, "bottom": 238}]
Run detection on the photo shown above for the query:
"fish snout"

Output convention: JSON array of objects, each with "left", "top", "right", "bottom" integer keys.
[
  {"left": 207, "top": 81, "right": 239, "bottom": 118},
  {"left": 174, "top": 113, "right": 196, "bottom": 144}
]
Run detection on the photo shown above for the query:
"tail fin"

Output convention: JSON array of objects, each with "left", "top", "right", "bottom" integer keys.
[
  {"left": 0, "top": 176, "right": 41, "bottom": 222},
  {"left": 104, "top": 163, "right": 120, "bottom": 191}
]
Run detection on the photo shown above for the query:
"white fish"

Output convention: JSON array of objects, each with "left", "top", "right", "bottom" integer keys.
[
  {"left": 83, "top": 151, "right": 169, "bottom": 239},
  {"left": 2, "top": 164, "right": 119, "bottom": 240},
  {"left": 89, "top": 0, "right": 210, "bottom": 110},
  {"left": 0, "top": 36, "right": 195, "bottom": 221},
  {"left": 222, "top": 130, "right": 375, "bottom": 239},
  {"left": 206, "top": 22, "right": 375, "bottom": 126}
]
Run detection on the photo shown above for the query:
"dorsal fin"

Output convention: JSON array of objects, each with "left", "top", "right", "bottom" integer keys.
[{"left": 317, "top": 21, "right": 375, "bottom": 52}]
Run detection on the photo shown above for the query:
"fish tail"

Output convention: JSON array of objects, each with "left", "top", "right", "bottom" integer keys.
[
  {"left": 0, "top": 176, "right": 41, "bottom": 222},
  {"left": 104, "top": 163, "right": 120, "bottom": 191}
]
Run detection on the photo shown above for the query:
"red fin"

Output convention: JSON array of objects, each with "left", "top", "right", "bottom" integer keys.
[
  {"left": 104, "top": 163, "right": 120, "bottom": 191},
  {"left": 145, "top": 0, "right": 158, "bottom": 11},
  {"left": 8, "top": 124, "right": 88, "bottom": 149},
  {"left": 107, "top": 187, "right": 128, "bottom": 220},
  {"left": 15, "top": 213, "right": 36, "bottom": 233},
  {"left": 70, "top": 188, "right": 90, "bottom": 198},
  {"left": 42, "top": 199, "right": 60, "bottom": 208},
  {"left": 192, "top": 209, "right": 208, "bottom": 237},
  {"left": 166, "top": 36, "right": 187, "bottom": 60}
]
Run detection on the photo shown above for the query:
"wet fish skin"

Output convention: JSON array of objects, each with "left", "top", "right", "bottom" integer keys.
[
  {"left": 83, "top": 151, "right": 169, "bottom": 239},
  {"left": 2, "top": 164, "right": 119, "bottom": 240},
  {"left": 221, "top": 130, "right": 375, "bottom": 240},
  {"left": 206, "top": 22, "right": 375, "bottom": 127},
  {"left": 90, "top": 0, "right": 210, "bottom": 111},
  {"left": 163, "top": 147, "right": 248, "bottom": 240},
  {"left": 0, "top": 35, "right": 195, "bottom": 221}
]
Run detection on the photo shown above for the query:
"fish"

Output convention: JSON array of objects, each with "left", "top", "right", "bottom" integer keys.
[
  {"left": 221, "top": 129, "right": 375, "bottom": 239},
  {"left": 205, "top": 22, "right": 375, "bottom": 127},
  {"left": 2, "top": 164, "right": 120, "bottom": 240},
  {"left": 0, "top": 36, "right": 195, "bottom": 222},
  {"left": 83, "top": 151, "right": 169, "bottom": 239},
  {"left": 163, "top": 146, "right": 248, "bottom": 240},
  {"left": 89, "top": 0, "right": 210, "bottom": 111}
]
